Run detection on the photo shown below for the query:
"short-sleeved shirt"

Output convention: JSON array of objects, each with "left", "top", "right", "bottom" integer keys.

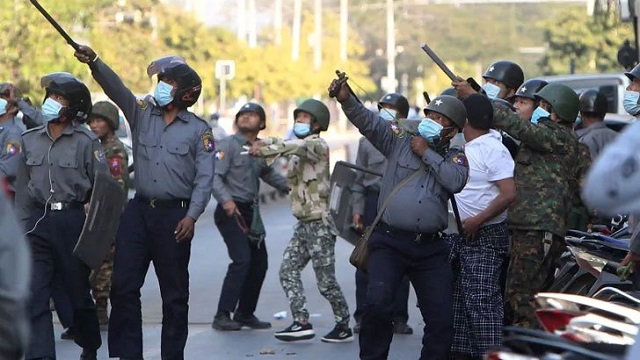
[{"left": 455, "top": 130, "right": 515, "bottom": 224}]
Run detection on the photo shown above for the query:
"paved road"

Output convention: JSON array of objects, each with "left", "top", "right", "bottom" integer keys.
[{"left": 55, "top": 197, "right": 425, "bottom": 359}]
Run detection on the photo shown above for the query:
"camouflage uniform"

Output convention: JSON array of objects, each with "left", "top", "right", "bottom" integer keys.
[
  {"left": 260, "top": 135, "right": 350, "bottom": 326},
  {"left": 493, "top": 104, "right": 581, "bottom": 327},
  {"left": 92, "top": 135, "right": 129, "bottom": 322},
  {"left": 567, "top": 143, "right": 592, "bottom": 231}
]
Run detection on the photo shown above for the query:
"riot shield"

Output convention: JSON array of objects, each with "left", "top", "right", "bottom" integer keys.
[
  {"left": 73, "top": 171, "right": 126, "bottom": 269},
  {"left": 329, "top": 161, "right": 382, "bottom": 246}
]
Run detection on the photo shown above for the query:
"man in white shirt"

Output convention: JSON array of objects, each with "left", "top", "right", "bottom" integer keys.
[{"left": 446, "top": 94, "right": 516, "bottom": 359}]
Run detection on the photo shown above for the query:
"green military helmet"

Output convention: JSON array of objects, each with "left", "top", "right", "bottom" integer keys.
[
  {"left": 534, "top": 83, "right": 580, "bottom": 123},
  {"left": 423, "top": 95, "right": 467, "bottom": 129},
  {"left": 294, "top": 99, "right": 330, "bottom": 131},
  {"left": 91, "top": 101, "right": 120, "bottom": 131}
]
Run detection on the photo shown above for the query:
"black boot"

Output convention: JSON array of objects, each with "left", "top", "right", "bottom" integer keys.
[
  {"left": 80, "top": 349, "right": 97, "bottom": 360},
  {"left": 212, "top": 311, "right": 242, "bottom": 331},
  {"left": 233, "top": 312, "right": 272, "bottom": 329}
]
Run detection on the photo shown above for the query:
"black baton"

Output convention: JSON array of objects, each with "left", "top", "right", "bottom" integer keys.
[
  {"left": 420, "top": 43, "right": 482, "bottom": 92},
  {"left": 30, "top": 0, "right": 81, "bottom": 51},
  {"left": 336, "top": 161, "right": 382, "bottom": 177}
]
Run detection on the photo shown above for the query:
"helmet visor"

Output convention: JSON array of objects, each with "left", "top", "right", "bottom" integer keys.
[{"left": 146, "top": 55, "right": 188, "bottom": 78}]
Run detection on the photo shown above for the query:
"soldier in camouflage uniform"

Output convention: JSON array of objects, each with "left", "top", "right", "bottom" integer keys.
[
  {"left": 249, "top": 99, "right": 352, "bottom": 343},
  {"left": 88, "top": 101, "right": 130, "bottom": 328},
  {"left": 475, "top": 82, "right": 582, "bottom": 327}
]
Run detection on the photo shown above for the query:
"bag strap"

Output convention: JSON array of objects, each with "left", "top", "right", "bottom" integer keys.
[
  {"left": 449, "top": 195, "right": 463, "bottom": 234},
  {"left": 365, "top": 167, "right": 424, "bottom": 236}
]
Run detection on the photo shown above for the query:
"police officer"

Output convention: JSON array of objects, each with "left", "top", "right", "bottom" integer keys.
[
  {"left": 511, "top": 79, "right": 548, "bottom": 122},
  {"left": 480, "top": 61, "right": 525, "bottom": 101},
  {"left": 88, "top": 101, "right": 130, "bottom": 329},
  {"left": 212, "top": 102, "right": 289, "bottom": 331},
  {"left": 0, "top": 176, "right": 30, "bottom": 360},
  {"left": 74, "top": 46, "right": 215, "bottom": 359},
  {"left": 576, "top": 90, "right": 617, "bottom": 159},
  {"left": 330, "top": 78, "right": 469, "bottom": 359},
  {"left": 352, "top": 93, "right": 413, "bottom": 336},
  {"left": 209, "top": 112, "right": 228, "bottom": 141},
  {"left": 467, "top": 82, "right": 582, "bottom": 327},
  {"left": 14, "top": 72, "right": 106, "bottom": 360},
  {"left": 0, "top": 84, "right": 22, "bottom": 197}
]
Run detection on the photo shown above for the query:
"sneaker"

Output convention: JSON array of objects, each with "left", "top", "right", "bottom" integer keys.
[
  {"left": 274, "top": 321, "right": 315, "bottom": 341},
  {"left": 233, "top": 313, "right": 272, "bottom": 329},
  {"left": 212, "top": 312, "right": 242, "bottom": 331},
  {"left": 321, "top": 325, "right": 354, "bottom": 343},
  {"left": 393, "top": 321, "right": 413, "bottom": 335},
  {"left": 80, "top": 349, "right": 97, "bottom": 360}
]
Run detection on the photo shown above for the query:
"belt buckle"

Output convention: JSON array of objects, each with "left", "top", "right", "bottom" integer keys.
[
  {"left": 50, "top": 202, "right": 63, "bottom": 211},
  {"left": 150, "top": 198, "right": 156, "bottom": 208}
]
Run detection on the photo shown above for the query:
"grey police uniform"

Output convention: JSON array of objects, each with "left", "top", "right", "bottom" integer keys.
[
  {"left": 16, "top": 100, "right": 45, "bottom": 127},
  {"left": 577, "top": 122, "right": 618, "bottom": 160},
  {"left": 87, "top": 58, "right": 214, "bottom": 359},
  {"left": 351, "top": 137, "right": 386, "bottom": 217},
  {"left": 212, "top": 133, "right": 289, "bottom": 319},
  {"left": 340, "top": 95, "right": 468, "bottom": 360},
  {"left": 15, "top": 123, "right": 106, "bottom": 359},
  {"left": 0, "top": 182, "right": 30, "bottom": 360},
  {"left": 0, "top": 117, "right": 23, "bottom": 193}
]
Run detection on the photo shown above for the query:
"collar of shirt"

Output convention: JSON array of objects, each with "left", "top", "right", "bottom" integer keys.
[
  {"left": 465, "top": 129, "right": 502, "bottom": 148},
  {"left": 40, "top": 123, "right": 75, "bottom": 139},
  {"left": 150, "top": 106, "right": 191, "bottom": 123}
]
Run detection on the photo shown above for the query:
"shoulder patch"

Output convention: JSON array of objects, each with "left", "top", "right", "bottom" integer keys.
[
  {"left": 452, "top": 152, "right": 468, "bottom": 167},
  {"left": 136, "top": 98, "right": 148, "bottom": 109},
  {"left": 202, "top": 129, "right": 215, "bottom": 153},
  {"left": 389, "top": 121, "right": 407, "bottom": 138},
  {"left": 215, "top": 151, "right": 225, "bottom": 160},
  {"left": 94, "top": 148, "right": 106, "bottom": 163},
  {"left": 5, "top": 140, "right": 20, "bottom": 156}
]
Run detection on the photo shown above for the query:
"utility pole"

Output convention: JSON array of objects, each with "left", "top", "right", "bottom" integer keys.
[
  {"left": 237, "top": 0, "right": 247, "bottom": 43},
  {"left": 314, "top": 0, "right": 323, "bottom": 71},
  {"left": 340, "top": 0, "right": 348, "bottom": 62},
  {"left": 292, "top": 0, "right": 302, "bottom": 61},
  {"left": 386, "top": 0, "right": 397, "bottom": 93},
  {"left": 248, "top": 0, "right": 257, "bottom": 47},
  {"left": 274, "top": 0, "right": 283, "bottom": 45}
]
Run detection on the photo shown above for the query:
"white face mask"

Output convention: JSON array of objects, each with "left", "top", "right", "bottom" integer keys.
[
  {"left": 0, "top": 98, "right": 7, "bottom": 117},
  {"left": 379, "top": 108, "right": 397, "bottom": 121},
  {"left": 42, "top": 97, "right": 64, "bottom": 122},
  {"left": 482, "top": 83, "right": 501, "bottom": 99}
]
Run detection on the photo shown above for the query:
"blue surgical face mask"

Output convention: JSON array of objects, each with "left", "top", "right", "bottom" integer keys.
[
  {"left": 482, "top": 83, "right": 501, "bottom": 99},
  {"left": 154, "top": 81, "right": 175, "bottom": 107},
  {"left": 0, "top": 98, "right": 7, "bottom": 116},
  {"left": 42, "top": 97, "right": 64, "bottom": 123},
  {"left": 379, "top": 108, "right": 397, "bottom": 121},
  {"left": 530, "top": 106, "right": 550, "bottom": 124},
  {"left": 623, "top": 90, "right": 640, "bottom": 116},
  {"left": 418, "top": 118, "right": 444, "bottom": 144},
  {"left": 293, "top": 123, "right": 311, "bottom": 138}
]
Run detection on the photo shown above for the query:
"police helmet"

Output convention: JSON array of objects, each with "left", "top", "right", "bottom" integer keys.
[
  {"left": 534, "top": 83, "right": 580, "bottom": 123},
  {"left": 513, "top": 79, "right": 548, "bottom": 100},
  {"left": 41, "top": 72, "right": 92, "bottom": 122},
  {"left": 147, "top": 55, "right": 202, "bottom": 109},
  {"left": 483, "top": 61, "right": 525, "bottom": 90},
  {"left": 378, "top": 93, "right": 409, "bottom": 118},
  {"left": 236, "top": 102, "right": 266, "bottom": 130},
  {"left": 91, "top": 101, "right": 120, "bottom": 131},
  {"left": 294, "top": 99, "right": 330, "bottom": 131},
  {"left": 624, "top": 63, "right": 640, "bottom": 82},
  {"left": 579, "top": 89, "right": 608, "bottom": 115},
  {"left": 439, "top": 87, "right": 458, "bottom": 97},
  {"left": 423, "top": 95, "right": 467, "bottom": 129}
]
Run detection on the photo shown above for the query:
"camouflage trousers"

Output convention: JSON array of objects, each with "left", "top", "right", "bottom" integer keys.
[
  {"left": 504, "top": 230, "right": 564, "bottom": 328},
  {"left": 91, "top": 244, "right": 115, "bottom": 309},
  {"left": 279, "top": 220, "right": 350, "bottom": 326}
]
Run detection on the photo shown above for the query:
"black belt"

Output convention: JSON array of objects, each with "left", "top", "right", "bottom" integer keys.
[
  {"left": 376, "top": 222, "right": 439, "bottom": 244},
  {"left": 36, "top": 201, "right": 84, "bottom": 211},
  {"left": 135, "top": 196, "right": 190, "bottom": 209}
]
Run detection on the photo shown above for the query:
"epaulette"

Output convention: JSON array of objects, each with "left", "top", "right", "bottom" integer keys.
[
  {"left": 21, "top": 124, "right": 45, "bottom": 137},
  {"left": 73, "top": 125, "right": 98, "bottom": 140}
]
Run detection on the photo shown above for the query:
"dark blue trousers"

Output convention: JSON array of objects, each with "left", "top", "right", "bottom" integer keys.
[
  {"left": 354, "top": 190, "right": 410, "bottom": 323},
  {"left": 214, "top": 202, "right": 268, "bottom": 315},
  {"left": 51, "top": 274, "right": 74, "bottom": 329},
  {"left": 108, "top": 199, "right": 191, "bottom": 360},
  {"left": 25, "top": 208, "right": 101, "bottom": 359},
  {"left": 359, "top": 230, "right": 453, "bottom": 360}
]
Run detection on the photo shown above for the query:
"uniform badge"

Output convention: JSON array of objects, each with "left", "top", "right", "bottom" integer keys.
[
  {"left": 109, "top": 157, "right": 123, "bottom": 178},
  {"left": 5, "top": 141, "right": 20, "bottom": 156},
  {"left": 135, "top": 98, "right": 148, "bottom": 109},
  {"left": 215, "top": 151, "right": 225, "bottom": 160},
  {"left": 389, "top": 122, "right": 406, "bottom": 138},
  {"left": 202, "top": 130, "right": 215, "bottom": 153},
  {"left": 94, "top": 149, "right": 106, "bottom": 163},
  {"left": 452, "top": 153, "right": 468, "bottom": 167}
]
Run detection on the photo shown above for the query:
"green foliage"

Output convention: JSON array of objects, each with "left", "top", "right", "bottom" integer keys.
[{"left": 539, "top": 5, "right": 634, "bottom": 75}]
